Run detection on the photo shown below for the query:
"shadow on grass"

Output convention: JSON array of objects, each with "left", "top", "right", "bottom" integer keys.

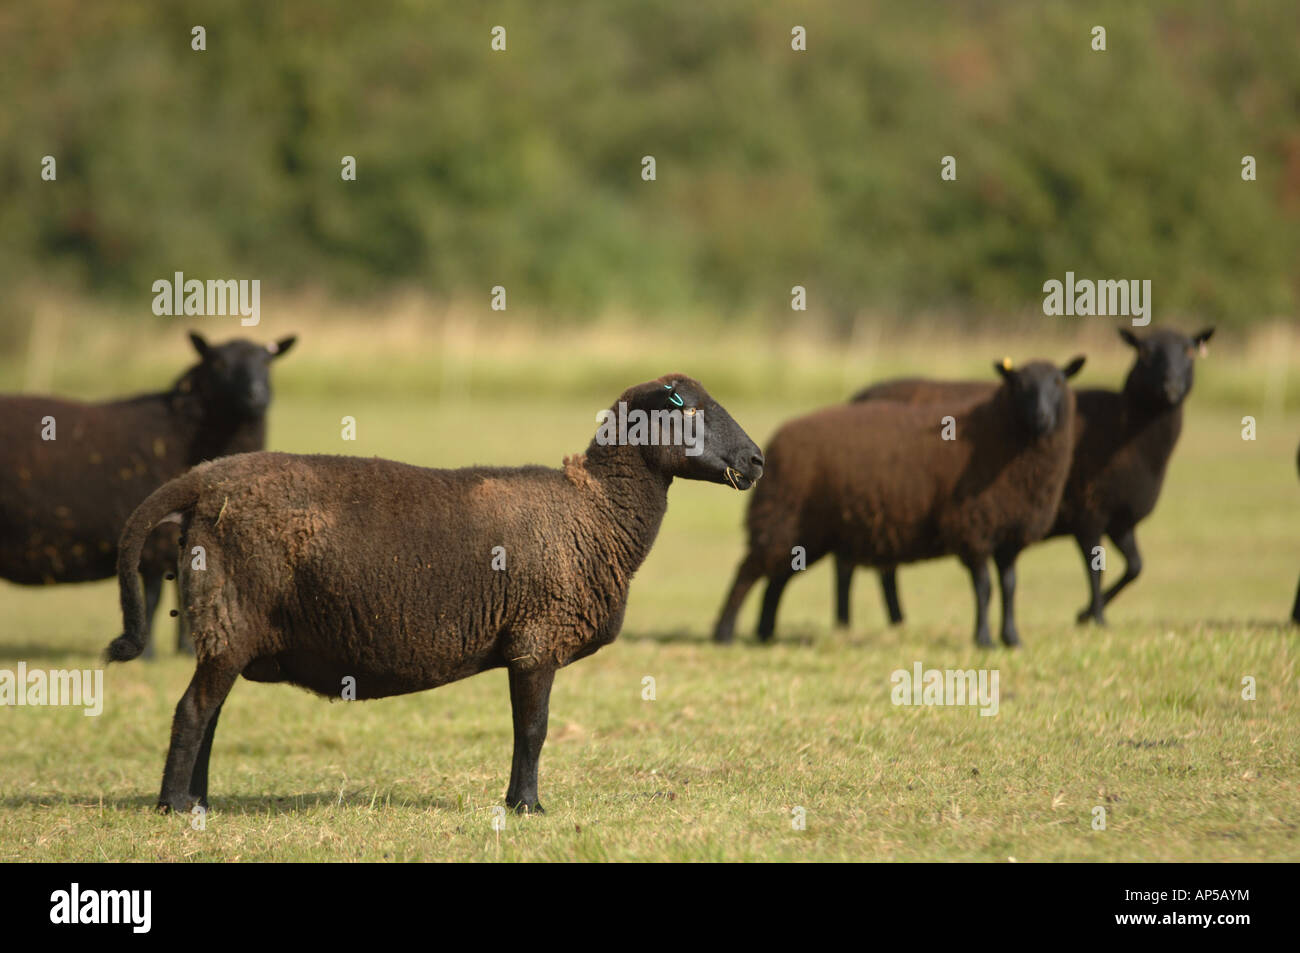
[
  {"left": 0, "top": 790, "right": 463, "bottom": 814},
  {"left": 619, "top": 627, "right": 820, "bottom": 647}
]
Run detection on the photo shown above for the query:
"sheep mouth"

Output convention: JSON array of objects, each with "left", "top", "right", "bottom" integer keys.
[{"left": 724, "top": 466, "right": 758, "bottom": 491}]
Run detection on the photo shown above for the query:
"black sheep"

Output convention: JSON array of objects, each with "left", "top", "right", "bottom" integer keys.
[
  {"left": 0, "top": 332, "right": 295, "bottom": 654},
  {"left": 713, "top": 357, "right": 1084, "bottom": 648},
  {"left": 845, "top": 326, "right": 1214, "bottom": 627},
  {"left": 106, "top": 375, "right": 763, "bottom": 815}
]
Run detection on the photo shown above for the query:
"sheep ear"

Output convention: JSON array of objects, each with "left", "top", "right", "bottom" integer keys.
[
  {"left": 1062, "top": 355, "right": 1087, "bottom": 379},
  {"left": 189, "top": 332, "right": 211, "bottom": 358},
  {"left": 1192, "top": 327, "right": 1215, "bottom": 357},
  {"left": 1118, "top": 329, "right": 1141, "bottom": 349},
  {"left": 268, "top": 335, "right": 297, "bottom": 358}
]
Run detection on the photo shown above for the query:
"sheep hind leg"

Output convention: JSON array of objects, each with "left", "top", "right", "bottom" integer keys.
[
  {"left": 965, "top": 558, "right": 993, "bottom": 648},
  {"left": 1099, "top": 524, "right": 1142, "bottom": 613},
  {"left": 1292, "top": 574, "right": 1300, "bottom": 625},
  {"left": 157, "top": 663, "right": 238, "bottom": 814},
  {"left": 1073, "top": 531, "right": 1106, "bottom": 625},
  {"left": 879, "top": 568, "right": 904, "bottom": 626},
  {"left": 756, "top": 572, "right": 793, "bottom": 643},
  {"left": 139, "top": 571, "right": 163, "bottom": 661},
  {"left": 189, "top": 703, "right": 223, "bottom": 808},
  {"left": 713, "top": 553, "right": 763, "bottom": 644},
  {"left": 505, "top": 666, "right": 555, "bottom": 815},
  {"left": 993, "top": 546, "right": 1021, "bottom": 648}
]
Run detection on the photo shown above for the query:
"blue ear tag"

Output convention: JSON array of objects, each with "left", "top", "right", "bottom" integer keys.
[{"left": 663, "top": 383, "right": 684, "bottom": 407}]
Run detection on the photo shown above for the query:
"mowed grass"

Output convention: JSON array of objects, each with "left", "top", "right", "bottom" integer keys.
[{"left": 1, "top": 388, "right": 1297, "bottom": 861}]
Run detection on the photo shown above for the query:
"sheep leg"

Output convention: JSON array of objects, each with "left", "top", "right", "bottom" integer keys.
[
  {"left": 175, "top": 585, "right": 196, "bottom": 656},
  {"left": 189, "top": 703, "right": 223, "bottom": 808},
  {"left": 1292, "top": 574, "right": 1300, "bottom": 625},
  {"left": 713, "top": 554, "right": 763, "bottom": 643},
  {"left": 756, "top": 573, "right": 792, "bottom": 643},
  {"left": 993, "top": 547, "right": 1020, "bottom": 648},
  {"left": 139, "top": 571, "right": 163, "bottom": 660},
  {"left": 1099, "top": 524, "right": 1142, "bottom": 611},
  {"left": 505, "top": 666, "right": 555, "bottom": 815},
  {"left": 965, "top": 558, "right": 993, "bottom": 648},
  {"left": 833, "top": 555, "right": 853, "bottom": 629},
  {"left": 879, "top": 568, "right": 904, "bottom": 626},
  {"left": 1073, "top": 531, "right": 1106, "bottom": 625},
  {"left": 157, "top": 663, "right": 239, "bottom": 814}
]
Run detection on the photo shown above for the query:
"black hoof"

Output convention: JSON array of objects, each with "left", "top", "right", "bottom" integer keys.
[
  {"left": 157, "top": 793, "right": 198, "bottom": 814},
  {"left": 507, "top": 800, "right": 544, "bottom": 815}
]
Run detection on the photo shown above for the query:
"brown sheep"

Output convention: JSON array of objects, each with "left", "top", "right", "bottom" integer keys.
[
  {"left": 0, "top": 332, "right": 295, "bottom": 655},
  {"left": 105, "top": 375, "right": 764, "bottom": 815},
  {"left": 844, "top": 327, "right": 1213, "bottom": 628},
  {"left": 713, "top": 357, "right": 1084, "bottom": 648}
]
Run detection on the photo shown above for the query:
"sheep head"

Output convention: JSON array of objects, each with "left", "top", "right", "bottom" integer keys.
[
  {"left": 593, "top": 375, "right": 764, "bottom": 490},
  {"left": 184, "top": 332, "right": 297, "bottom": 418},
  {"left": 1119, "top": 326, "right": 1214, "bottom": 408},
  {"left": 993, "top": 356, "right": 1085, "bottom": 439}
]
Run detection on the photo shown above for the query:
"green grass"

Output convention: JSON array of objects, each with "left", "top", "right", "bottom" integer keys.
[{"left": 1, "top": 390, "right": 1297, "bottom": 861}]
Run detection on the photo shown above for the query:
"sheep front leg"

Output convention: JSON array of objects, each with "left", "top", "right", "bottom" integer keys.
[
  {"left": 158, "top": 663, "right": 238, "bottom": 814},
  {"left": 1073, "top": 531, "right": 1106, "bottom": 624},
  {"left": 833, "top": 555, "right": 853, "bottom": 629},
  {"left": 505, "top": 666, "right": 555, "bottom": 814},
  {"left": 1292, "top": 574, "right": 1300, "bottom": 625},
  {"left": 965, "top": 558, "right": 993, "bottom": 648},
  {"left": 993, "top": 547, "right": 1021, "bottom": 648}
]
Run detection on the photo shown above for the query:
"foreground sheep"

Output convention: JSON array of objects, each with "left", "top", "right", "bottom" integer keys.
[
  {"left": 107, "top": 375, "right": 763, "bottom": 815},
  {"left": 713, "top": 357, "right": 1083, "bottom": 647},
  {"left": 0, "top": 332, "right": 295, "bottom": 656},
  {"left": 844, "top": 327, "right": 1213, "bottom": 627}
]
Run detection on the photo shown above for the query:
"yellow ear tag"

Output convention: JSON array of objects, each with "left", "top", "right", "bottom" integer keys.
[{"left": 1001, "top": 357, "right": 1014, "bottom": 371}]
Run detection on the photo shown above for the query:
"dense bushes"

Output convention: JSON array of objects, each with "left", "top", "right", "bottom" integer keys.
[{"left": 1, "top": 1, "right": 1295, "bottom": 328}]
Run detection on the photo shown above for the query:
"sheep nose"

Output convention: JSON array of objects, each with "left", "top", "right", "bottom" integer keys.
[{"left": 750, "top": 451, "right": 765, "bottom": 469}]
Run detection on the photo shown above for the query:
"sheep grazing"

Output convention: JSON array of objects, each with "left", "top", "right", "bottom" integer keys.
[
  {"left": 846, "top": 326, "right": 1214, "bottom": 628},
  {"left": 713, "top": 356, "right": 1084, "bottom": 648},
  {"left": 105, "top": 375, "right": 763, "bottom": 815},
  {"left": 0, "top": 332, "right": 296, "bottom": 656}
]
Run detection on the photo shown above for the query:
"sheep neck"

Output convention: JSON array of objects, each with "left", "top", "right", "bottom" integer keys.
[
  {"left": 578, "top": 440, "right": 672, "bottom": 577},
  {"left": 1120, "top": 372, "right": 1185, "bottom": 453},
  {"left": 166, "top": 372, "right": 268, "bottom": 465}
]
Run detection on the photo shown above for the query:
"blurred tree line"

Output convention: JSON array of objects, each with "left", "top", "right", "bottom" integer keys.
[{"left": 1, "top": 0, "right": 1297, "bottom": 332}]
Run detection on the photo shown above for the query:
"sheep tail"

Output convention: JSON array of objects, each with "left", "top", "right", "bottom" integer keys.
[{"left": 106, "top": 472, "right": 203, "bottom": 663}]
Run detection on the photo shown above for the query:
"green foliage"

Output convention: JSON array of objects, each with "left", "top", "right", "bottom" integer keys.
[{"left": 1, "top": 1, "right": 1297, "bottom": 328}]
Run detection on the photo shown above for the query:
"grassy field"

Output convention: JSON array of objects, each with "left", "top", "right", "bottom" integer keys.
[{"left": 2, "top": 313, "right": 1298, "bottom": 861}]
